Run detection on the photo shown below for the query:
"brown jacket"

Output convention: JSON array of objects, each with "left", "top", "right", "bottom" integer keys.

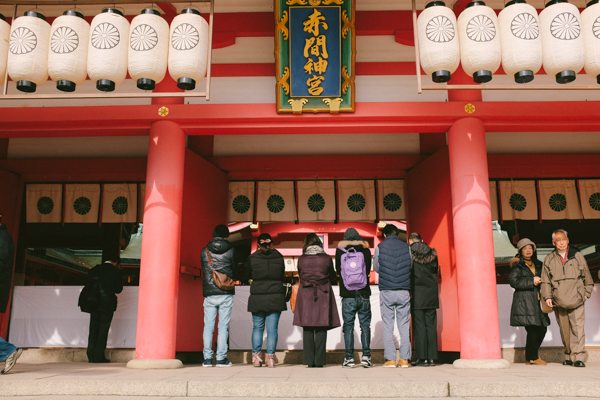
[{"left": 541, "top": 247, "right": 594, "bottom": 310}]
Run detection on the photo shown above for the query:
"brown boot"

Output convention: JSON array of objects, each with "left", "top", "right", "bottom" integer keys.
[
  {"left": 531, "top": 358, "right": 547, "bottom": 365},
  {"left": 265, "top": 353, "right": 275, "bottom": 368},
  {"left": 252, "top": 352, "right": 263, "bottom": 367}
]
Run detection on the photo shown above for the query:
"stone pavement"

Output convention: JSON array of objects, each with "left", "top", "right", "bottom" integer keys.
[{"left": 0, "top": 361, "right": 600, "bottom": 398}]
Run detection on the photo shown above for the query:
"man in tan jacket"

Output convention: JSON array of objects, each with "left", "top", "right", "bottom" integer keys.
[{"left": 541, "top": 229, "right": 594, "bottom": 367}]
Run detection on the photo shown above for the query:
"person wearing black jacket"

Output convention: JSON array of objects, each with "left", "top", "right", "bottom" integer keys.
[
  {"left": 509, "top": 238, "right": 550, "bottom": 365},
  {"left": 244, "top": 233, "right": 286, "bottom": 368},
  {"left": 335, "top": 227, "right": 372, "bottom": 368},
  {"left": 409, "top": 233, "right": 439, "bottom": 367},
  {"left": 86, "top": 253, "right": 123, "bottom": 363}
]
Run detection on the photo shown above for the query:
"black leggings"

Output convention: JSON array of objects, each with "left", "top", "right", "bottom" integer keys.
[{"left": 524, "top": 325, "right": 547, "bottom": 361}]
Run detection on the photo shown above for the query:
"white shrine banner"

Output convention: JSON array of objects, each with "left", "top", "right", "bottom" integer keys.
[
  {"left": 256, "top": 181, "right": 297, "bottom": 222},
  {"left": 490, "top": 181, "right": 499, "bottom": 221},
  {"left": 102, "top": 183, "right": 138, "bottom": 223},
  {"left": 338, "top": 180, "right": 376, "bottom": 222},
  {"left": 538, "top": 180, "right": 582, "bottom": 220},
  {"left": 64, "top": 184, "right": 101, "bottom": 223},
  {"left": 377, "top": 180, "right": 406, "bottom": 220},
  {"left": 228, "top": 181, "right": 255, "bottom": 223},
  {"left": 578, "top": 180, "right": 600, "bottom": 219},
  {"left": 26, "top": 184, "right": 63, "bottom": 223},
  {"left": 138, "top": 183, "right": 146, "bottom": 223},
  {"left": 297, "top": 181, "right": 336, "bottom": 222},
  {"left": 498, "top": 180, "right": 538, "bottom": 220}
]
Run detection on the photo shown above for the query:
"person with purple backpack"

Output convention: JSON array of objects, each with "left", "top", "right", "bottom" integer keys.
[{"left": 335, "top": 227, "right": 372, "bottom": 368}]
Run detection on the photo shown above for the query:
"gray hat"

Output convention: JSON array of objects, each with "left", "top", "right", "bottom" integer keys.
[{"left": 517, "top": 238, "right": 536, "bottom": 253}]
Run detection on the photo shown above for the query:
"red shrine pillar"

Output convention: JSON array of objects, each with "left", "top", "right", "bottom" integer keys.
[
  {"left": 448, "top": 117, "right": 508, "bottom": 368},
  {"left": 128, "top": 120, "right": 185, "bottom": 369}
]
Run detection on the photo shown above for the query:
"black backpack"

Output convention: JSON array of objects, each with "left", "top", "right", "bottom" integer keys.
[{"left": 78, "top": 275, "right": 101, "bottom": 313}]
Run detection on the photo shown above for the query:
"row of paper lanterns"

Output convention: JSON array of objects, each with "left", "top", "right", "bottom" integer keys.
[
  {"left": 418, "top": 0, "right": 600, "bottom": 84},
  {"left": 0, "top": 7, "right": 209, "bottom": 92}
]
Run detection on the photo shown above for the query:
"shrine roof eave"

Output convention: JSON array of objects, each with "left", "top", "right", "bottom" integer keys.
[{"left": 1, "top": 101, "right": 599, "bottom": 138}]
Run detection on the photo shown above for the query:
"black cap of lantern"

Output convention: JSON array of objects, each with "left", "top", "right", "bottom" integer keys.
[
  {"left": 586, "top": 0, "right": 599, "bottom": 7},
  {"left": 23, "top": 10, "right": 46, "bottom": 21},
  {"left": 0, "top": 13, "right": 5, "bottom": 21},
  {"left": 137, "top": 78, "right": 156, "bottom": 90},
  {"left": 141, "top": 8, "right": 161, "bottom": 16},
  {"left": 596, "top": 74, "right": 600, "bottom": 84},
  {"left": 177, "top": 77, "right": 196, "bottom": 90},
  {"left": 465, "top": 1, "right": 486, "bottom": 8},
  {"left": 57, "top": 80, "right": 77, "bottom": 92},
  {"left": 432, "top": 70, "right": 451, "bottom": 83},
  {"left": 545, "top": 0, "right": 566, "bottom": 7},
  {"left": 473, "top": 70, "right": 492, "bottom": 83},
  {"left": 505, "top": 0, "right": 526, "bottom": 7},
  {"left": 425, "top": 1, "right": 446, "bottom": 8},
  {"left": 63, "top": 9, "right": 84, "bottom": 19},
  {"left": 556, "top": 70, "right": 576, "bottom": 84},
  {"left": 16, "top": 80, "right": 37, "bottom": 93},
  {"left": 181, "top": 8, "right": 201, "bottom": 15},
  {"left": 101, "top": 8, "right": 124, "bottom": 16},
  {"left": 514, "top": 70, "right": 534, "bottom": 84},
  {"left": 96, "top": 79, "right": 116, "bottom": 92}
]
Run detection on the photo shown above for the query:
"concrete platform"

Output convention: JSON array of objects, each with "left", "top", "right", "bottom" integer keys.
[{"left": 1, "top": 361, "right": 600, "bottom": 398}]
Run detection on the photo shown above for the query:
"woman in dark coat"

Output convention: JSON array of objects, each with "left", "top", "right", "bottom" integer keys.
[
  {"left": 245, "top": 233, "right": 286, "bottom": 368},
  {"left": 509, "top": 238, "right": 550, "bottom": 365},
  {"left": 293, "top": 233, "right": 340, "bottom": 367}
]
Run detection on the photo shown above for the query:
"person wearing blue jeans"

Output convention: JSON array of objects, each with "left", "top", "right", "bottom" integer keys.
[
  {"left": 200, "top": 224, "right": 237, "bottom": 367},
  {"left": 0, "top": 337, "right": 22, "bottom": 375},
  {"left": 251, "top": 311, "right": 281, "bottom": 355}
]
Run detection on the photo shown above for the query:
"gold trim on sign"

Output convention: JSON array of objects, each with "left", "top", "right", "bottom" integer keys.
[
  {"left": 278, "top": 67, "right": 291, "bottom": 96},
  {"left": 323, "top": 0, "right": 344, "bottom": 4},
  {"left": 342, "top": 9, "right": 353, "bottom": 39},
  {"left": 286, "top": 0, "right": 307, "bottom": 4},
  {"left": 309, "top": 0, "right": 321, "bottom": 5},
  {"left": 323, "top": 98, "right": 343, "bottom": 113},
  {"left": 277, "top": 10, "right": 289, "bottom": 40},
  {"left": 342, "top": 66, "right": 353, "bottom": 95},
  {"left": 288, "top": 98, "right": 309, "bottom": 114}
]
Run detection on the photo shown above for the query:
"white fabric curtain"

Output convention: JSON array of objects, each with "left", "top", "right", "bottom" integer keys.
[
  {"left": 498, "top": 180, "right": 538, "bottom": 220},
  {"left": 577, "top": 179, "right": 600, "bottom": 219},
  {"left": 26, "top": 184, "right": 63, "bottom": 223},
  {"left": 338, "top": 180, "right": 376, "bottom": 222},
  {"left": 538, "top": 180, "right": 582, "bottom": 220},
  {"left": 228, "top": 181, "right": 255, "bottom": 223},
  {"left": 101, "top": 183, "right": 138, "bottom": 223},
  {"left": 64, "top": 184, "right": 101, "bottom": 223},
  {"left": 256, "top": 181, "right": 297, "bottom": 222},
  {"left": 377, "top": 180, "right": 406, "bottom": 220},
  {"left": 297, "top": 181, "right": 336, "bottom": 222}
]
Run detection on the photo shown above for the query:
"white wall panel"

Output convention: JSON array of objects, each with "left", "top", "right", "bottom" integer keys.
[
  {"left": 356, "top": 76, "right": 447, "bottom": 102},
  {"left": 213, "top": 133, "right": 420, "bottom": 157},
  {"left": 212, "top": 37, "right": 275, "bottom": 64},
  {"left": 482, "top": 74, "right": 600, "bottom": 102},
  {"left": 357, "top": 36, "right": 415, "bottom": 62},
  {"left": 8, "top": 137, "right": 149, "bottom": 159},
  {"left": 487, "top": 131, "right": 600, "bottom": 154},
  {"left": 188, "top": 76, "right": 276, "bottom": 104}
]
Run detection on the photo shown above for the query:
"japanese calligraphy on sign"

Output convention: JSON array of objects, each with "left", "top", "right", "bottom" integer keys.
[{"left": 275, "top": 0, "right": 355, "bottom": 114}]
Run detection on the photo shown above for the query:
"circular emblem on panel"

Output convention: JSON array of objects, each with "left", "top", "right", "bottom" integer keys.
[
  {"left": 509, "top": 193, "right": 527, "bottom": 212},
  {"left": 112, "top": 196, "right": 129, "bottom": 215},
  {"left": 74, "top": 197, "right": 92, "bottom": 215},
  {"left": 551, "top": 12, "right": 580, "bottom": 40},
  {"left": 426, "top": 15, "right": 455, "bottom": 43},
  {"left": 232, "top": 195, "right": 251, "bottom": 214},
  {"left": 51, "top": 26, "right": 79, "bottom": 53},
  {"left": 548, "top": 193, "right": 567, "bottom": 212},
  {"left": 383, "top": 193, "right": 402, "bottom": 212},
  {"left": 267, "top": 194, "right": 285, "bottom": 213},
  {"left": 347, "top": 193, "right": 366, "bottom": 213},
  {"left": 466, "top": 15, "right": 496, "bottom": 42},
  {"left": 589, "top": 192, "right": 600, "bottom": 211},
  {"left": 130, "top": 24, "right": 158, "bottom": 51},
  {"left": 9, "top": 27, "right": 37, "bottom": 55},
  {"left": 511, "top": 13, "right": 539, "bottom": 40},
  {"left": 37, "top": 196, "right": 54, "bottom": 215},
  {"left": 307, "top": 193, "right": 325, "bottom": 213},
  {"left": 91, "top": 22, "right": 120, "bottom": 49},
  {"left": 171, "top": 23, "right": 199, "bottom": 50}
]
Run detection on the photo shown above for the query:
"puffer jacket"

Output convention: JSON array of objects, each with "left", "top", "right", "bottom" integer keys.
[
  {"left": 201, "top": 237, "right": 237, "bottom": 297},
  {"left": 377, "top": 235, "right": 411, "bottom": 291},
  {"left": 245, "top": 248, "right": 287, "bottom": 313},
  {"left": 335, "top": 240, "right": 371, "bottom": 298},
  {"left": 541, "top": 247, "right": 594, "bottom": 310},
  {"left": 410, "top": 242, "right": 439, "bottom": 310},
  {"left": 509, "top": 256, "right": 550, "bottom": 327}
]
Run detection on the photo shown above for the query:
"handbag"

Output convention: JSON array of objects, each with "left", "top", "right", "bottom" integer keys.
[
  {"left": 283, "top": 283, "right": 293, "bottom": 302},
  {"left": 206, "top": 248, "right": 235, "bottom": 291},
  {"left": 541, "top": 298, "right": 554, "bottom": 314},
  {"left": 290, "top": 280, "right": 300, "bottom": 313}
]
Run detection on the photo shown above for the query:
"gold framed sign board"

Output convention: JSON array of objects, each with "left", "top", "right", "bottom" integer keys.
[{"left": 275, "top": 0, "right": 355, "bottom": 114}]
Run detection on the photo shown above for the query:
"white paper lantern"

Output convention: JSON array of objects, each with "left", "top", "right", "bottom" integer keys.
[
  {"left": 581, "top": 0, "right": 600, "bottom": 84},
  {"left": 0, "top": 14, "right": 9, "bottom": 86},
  {"left": 88, "top": 8, "right": 129, "bottom": 92},
  {"left": 128, "top": 9, "right": 169, "bottom": 90},
  {"left": 539, "top": 0, "right": 585, "bottom": 83},
  {"left": 168, "top": 8, "right": 209, "bottom": 90},
  {"left": 7, "top": 11, "right": 50, "bottom": 92},
  {"left": 417, "top": 1, "right": 460, "bottom": 83},
  {"left": 499, "top": 0, "right": 543, "bottom": 83},
  {"left": 48, "top": 10, "right": 90, "bottom": 92},
  {"left": 458, "top": 1, "right": 502, "bottom": 83}
]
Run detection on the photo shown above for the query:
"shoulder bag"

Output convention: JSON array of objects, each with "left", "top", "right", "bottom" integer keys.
[{"left": 206, "top": 248, "right": 235, "bottom": 291}]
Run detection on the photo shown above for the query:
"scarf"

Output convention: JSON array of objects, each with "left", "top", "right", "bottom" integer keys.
[{"left": 305, "top": 245, "right": 325, "bottom": 255}]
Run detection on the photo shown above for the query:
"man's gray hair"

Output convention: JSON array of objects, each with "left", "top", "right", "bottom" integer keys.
[{"left": 552, "top": 229, "right": 568, "bottom": 241}]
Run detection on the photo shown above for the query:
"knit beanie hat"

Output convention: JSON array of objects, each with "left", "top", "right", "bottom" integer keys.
[
  {"left": 213, "top": 224, "right": 230, "bottom": 238},
  {"left": 517, "top": 238, "right": 536, "bottom": 253},
  {"left": 258, "top": 233, "right": 272, "bottom": 245},
  {"left": 343, "top": 227, "right": 362, "bottom": 241}
]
